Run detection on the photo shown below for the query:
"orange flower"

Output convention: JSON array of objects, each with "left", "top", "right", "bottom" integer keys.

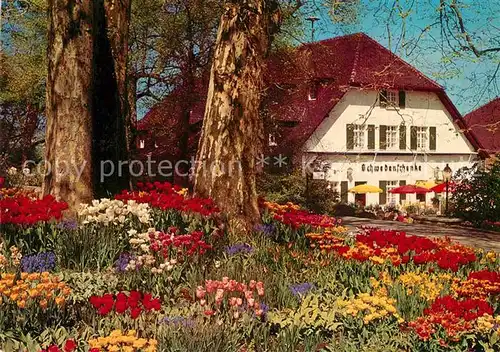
[
  {"left": 55, "top": 296, "right": 65, "bottom": 306},
  {"left": 9, "top": 293, "right": 19, "bottom": 301}
]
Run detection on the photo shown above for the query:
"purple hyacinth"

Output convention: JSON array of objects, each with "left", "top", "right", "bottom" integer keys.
[
  {"left": 259, "top": 302, "right": 269, "bottom": 317},
  {"left": 115, "top": 253, "right": 134, "bottom": 272},
  {"left": 254, "top": 224, "right": 275, "bottom": 236},
  {"left": 225, "top": 243, "right": 253, "bottom": 256},
  {"left": 20, "top": 252, "right": 56, "bottom": 273},
  {"left": 162, "top": 316, "right": 195, "bottom": 327},
  {"left": 290, "top": 283, "right": 315, "bottom": 298},
  {"left": 57, "top": 219, "right": 78, "bottom": 230}
]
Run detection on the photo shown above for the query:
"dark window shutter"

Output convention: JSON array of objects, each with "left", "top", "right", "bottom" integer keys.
[
  {"left": 399, "top": 125, "right": 406, "bottom": 150},
  {"left": 346, "top": 124, "right": 354, "bottom": 150},
  {"left": 379, "top": 181, "right": 387, "bottom": 205},
  {"left": 399, "top": 180, "right": 406, "bottom": 202},
  {"left": 368, "top": 125, "right": 375, "bottom": 150},
  {"left": 429, "top": 126, "right": 437, "bottom": 151},
  {"left": 399, "top": 90, "right": 406, "bottom": 109},
  {"left": 380, "top": 125, "right": 387, "bottom": 150},
  {"left": 341, "top": 181, "right": 348, "bottom": 203},
  {"left": 379, "top": 90, "right": 388, "bottom": 107},
  {"left": 410, "top": 126, "right": 417, "bottom": 150}
]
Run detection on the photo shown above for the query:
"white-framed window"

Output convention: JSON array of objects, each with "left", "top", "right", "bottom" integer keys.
[
  {"left": 386, "top": 181, "right": 398, "bottom": 204},
  {"left": 386, "top": 126, "right": 398, "bottom": 149},
  {"left": 416, "top": 127, "right": 428, "bottom": 150},
  {"left": 139, "top": 139, "right": 145, "bottom": 149},
  {"left": 353, "top": 125, "right": 366, "bottom": 149},
  {"left": 386, "top": 91, "right": 398, "bottom": 105},
  {"left": 268, "top": 133, "right": 277, "bottom": 147}
]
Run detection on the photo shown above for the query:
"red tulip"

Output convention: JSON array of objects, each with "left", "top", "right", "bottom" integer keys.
[
  {"left": 130, "top": 307, "right": 142, "bottom": 319},
  {"left": 64, "top": 340, "right": 77, "bottom": 352}
]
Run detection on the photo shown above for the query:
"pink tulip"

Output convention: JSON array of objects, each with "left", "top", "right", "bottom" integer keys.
[
  {"left": 256, "top": 282, "right": 265, "bottom": 296},
  {"left": 215, "top": 288, "right": 224, "bottom": 304},
  {"left": 200, "top": 299, "right": 206, "bottom": 306},
  {"left": 249, "top": 280, "right": 257, "bottom": 289},
  {"left": 247, "top": 298, "right": 255, "bottom": 307},
  {"left": 244, "top": 290, "right": 253, "bottom": 300},
  {"left": 236, "top": 298, "right": 243, "bottom": 306},
  {"left": 196, "top": 286, "right": 206, "bottom": 299},
  {"left": 229, "top": 297, "right": 238, "bottom": 306}
]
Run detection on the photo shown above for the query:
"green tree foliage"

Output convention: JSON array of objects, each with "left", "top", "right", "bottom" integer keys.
[
  {"left": 1, "top": 0, "right": 46, "bottom": 106},
  {"left": 0, "top": 0, "right": 47, "bottom": 171},
  {"left": 257, "top": 170, "right": 339, "bottom": 215},
  {"left": 452, "top": 157, "right": 500, "bottom": 225},
  {"left": 129, "top": 0, "right": 222, "bottom": 110}
]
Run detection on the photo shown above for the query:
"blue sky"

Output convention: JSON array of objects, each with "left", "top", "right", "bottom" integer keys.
[{"left": 297, "top": 0, "right": 500, "bottom": 115}]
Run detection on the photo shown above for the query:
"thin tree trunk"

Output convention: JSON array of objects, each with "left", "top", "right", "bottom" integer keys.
[
  {"left": 194, "top": 0, "right": 281, "bottom": 232},
  {"left": 176, "top": 50, "right": 195, "bottom": 187},
  {"left": 43, "top": 0, "right": 94, "bottom": 209},
  {"left": 21, "top": 104, "right": 39, "bottom": 165},
  {"left": 127, "top": 75, "right": 138, "bottom": 150}
]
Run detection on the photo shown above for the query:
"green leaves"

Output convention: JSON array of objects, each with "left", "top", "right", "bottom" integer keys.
[{"left": 269, "top": 292, "right": 341, "bottom": 333}]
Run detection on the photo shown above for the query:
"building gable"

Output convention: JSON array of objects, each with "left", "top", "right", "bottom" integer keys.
[{"left": 304, "top": 89, "right": 477, "bottom": 155}]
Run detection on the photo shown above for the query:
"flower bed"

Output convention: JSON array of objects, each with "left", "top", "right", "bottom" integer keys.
[{"left": 0, "top": 192, "right": 499, "bottom": 351}]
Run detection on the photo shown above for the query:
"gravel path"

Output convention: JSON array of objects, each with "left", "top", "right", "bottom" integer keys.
[{"left": 341, "top": 216, "right": 500, "bottom": 252}]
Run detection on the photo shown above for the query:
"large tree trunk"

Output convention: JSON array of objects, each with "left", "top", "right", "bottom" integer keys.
[
  {"left": 43, "top": 0, "right": 94, "bottom": 209},
  {"left": 105, "top": 0, "right": 133, "bottom": 190},
  {"left": 92, "top": 0, "right": 132, "bottom": 196},
  {"left": 44, "top": 0, "right": 132, "bottom": 207},
  {"left": 194, "top": 0, "right": 281, "bottom": 232}
]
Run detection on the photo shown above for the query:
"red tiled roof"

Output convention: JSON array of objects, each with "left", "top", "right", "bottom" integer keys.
[
  {"left": 139, "top": 32, "right": 483, "bottom": 156},
  {"left": 464, "top": 97, "right": 500, "bottom": 155}
]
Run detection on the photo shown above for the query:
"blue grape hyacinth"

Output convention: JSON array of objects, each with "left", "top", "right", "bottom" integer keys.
[{"left": 20, "top": 252, "right": 56, "bottom": 273}]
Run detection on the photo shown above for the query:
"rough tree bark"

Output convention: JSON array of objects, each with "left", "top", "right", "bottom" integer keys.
[
  {"left": 104, "top": 0, "right": 133, "bottom": 191},
  {"left": 92, "top": 0, "right": 131, "bottom": 196},
  {"left": 43, "top": 0, "right": 94, "bottom": 209},
  {"left": 44, "top": 0, "right": 132, "bottom": 208},
  {"left": 127, "top": 76, "right": 138, "bottom": 152},
  {"left": 194, "top": 0, "right": 281, "bottom": 232}
]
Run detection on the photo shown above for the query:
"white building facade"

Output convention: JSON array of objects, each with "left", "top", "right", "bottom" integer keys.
[{"left": 302, "top": 89, "right": 480, "bottom": 206}]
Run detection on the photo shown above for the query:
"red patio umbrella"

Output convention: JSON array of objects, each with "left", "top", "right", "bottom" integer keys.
[
  {"left": 430, "top": 182, "right": 456, "bottom": 193},
  {"left": 389, "top": 185, "right": 431, "bottom": 194}
]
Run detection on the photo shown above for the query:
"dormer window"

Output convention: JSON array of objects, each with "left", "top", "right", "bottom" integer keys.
[
  {"left": 268, "top": 133, "right": 277, "bottom": 147},
  {"left": 386, "top": 91, "right": 397, "bottom": 105},
  {"left": 379, "top": 90, "right": 406, "bottom": 108},
  {"left": 308, "top": 82, "right": 318, "bottom": 101},
  {"left": 139, "top": 139, "right": 145, "bottom": 149}
]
